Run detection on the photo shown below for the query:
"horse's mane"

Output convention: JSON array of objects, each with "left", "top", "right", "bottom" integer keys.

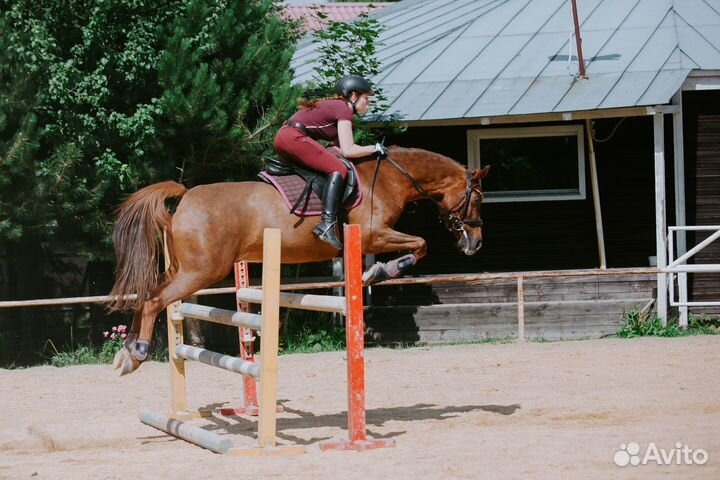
[{"left": 385, "top": 146, "right": 466, "bottom": 174}]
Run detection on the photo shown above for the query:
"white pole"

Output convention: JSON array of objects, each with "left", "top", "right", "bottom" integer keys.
[
  {"left": 585, "top": 119, "right": 607, "bottom": 268},
  {"left": 672, "top": 92, "right": 689, "bottom": 328},
  {"left": 653, "top": 111, "right": 668, "bottom": 325},
  {"left": 672, "top": 92, "right": 687, "bottom": 256}
]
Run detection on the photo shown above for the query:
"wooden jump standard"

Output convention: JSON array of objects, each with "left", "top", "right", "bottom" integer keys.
[
  {"left": 140, "top": 228, "right": 303, "bottom": 456},
  {"left": 140, "top": 225, "right": 393, "bottom": 454},
  {"left": 233, "top": 224, "right": 394, "bottom": 451}
]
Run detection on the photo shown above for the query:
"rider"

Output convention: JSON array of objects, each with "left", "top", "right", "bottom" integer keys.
[{"left": 273, "top": 74, "right": 389, "bottom": 249}]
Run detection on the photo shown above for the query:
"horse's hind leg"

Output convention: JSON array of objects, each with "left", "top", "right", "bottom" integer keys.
[{"left": 114, "top": 269, "right": 222, "bottom": 376}]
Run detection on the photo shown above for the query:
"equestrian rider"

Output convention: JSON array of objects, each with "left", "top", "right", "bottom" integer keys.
[{"left": 273, "top": 75, "right": 389, "bottom": 249}]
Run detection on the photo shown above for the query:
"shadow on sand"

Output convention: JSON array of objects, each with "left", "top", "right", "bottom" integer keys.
[{"left": 143, "top": 401, "right": 522, "bottom": 446}]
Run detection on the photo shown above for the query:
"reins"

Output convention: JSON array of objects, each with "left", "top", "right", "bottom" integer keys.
[{"left": 374, "top": 155, "right": 484, "bottom": 232}]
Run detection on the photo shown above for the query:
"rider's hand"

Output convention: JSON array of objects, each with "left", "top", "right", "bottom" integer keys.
[{"left": 374, "top": 142, "right": 389, "bottom": 159}]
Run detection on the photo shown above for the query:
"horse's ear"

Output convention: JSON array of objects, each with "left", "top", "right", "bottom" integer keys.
[{"left": 473, "top": 165, "right": 491, "bottom": 180}]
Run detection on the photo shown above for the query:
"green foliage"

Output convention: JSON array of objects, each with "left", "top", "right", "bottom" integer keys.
[
  {"left": 280, "top": 314, "right": 346, "bottom": 354},
  {"left": 0, "top": 0, "right": 300, "bottom": 260},
  {"left": 688, "top": 314, "right": 720, "bottom": 335},
  {"left": 48, "top": 341, "right": 167, "bottom": 367},
  {"left": 312, "top": 10, "right": 387, "bottom": 111},
  {"left": 618, "top": 309, "right": 720, "bottom": 338},
  {"left": 50, "top": 346, "right": 100, "bottom": 367},
  {"left": 309, "top": 7, "right": 405, "bottom": 143},
  {"left": 45, "top": 322, "right": 168, "bottom": 367},
  {"left": 618, "top": 309, "right": 682, "bottom": 338}
]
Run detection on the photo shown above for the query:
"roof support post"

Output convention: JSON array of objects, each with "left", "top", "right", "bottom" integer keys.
[
  {"left": 672, "top": 92, "right": 688, "bottom": 327},
  {"left": 585, "top": 119, "right": 606, "bottom": 268},
  {"left": 653, "top": 111, "right": 668, "bottom": 325}
]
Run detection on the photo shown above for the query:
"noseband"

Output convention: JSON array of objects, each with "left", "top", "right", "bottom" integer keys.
[{"left": 378, "top": 156, "right": 484, "bottom": 232}]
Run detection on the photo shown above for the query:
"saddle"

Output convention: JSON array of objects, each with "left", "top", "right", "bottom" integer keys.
[{"left": 258, "top": 148, "right": 362, "bottom": 217}]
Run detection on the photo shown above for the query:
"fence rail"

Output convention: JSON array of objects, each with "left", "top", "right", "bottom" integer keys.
[
  {"left": 665, "top": 225, "right": 720, "bottom": 327},
  {"left": 0, "top": 267, "right": 658, "bottom": 310}
]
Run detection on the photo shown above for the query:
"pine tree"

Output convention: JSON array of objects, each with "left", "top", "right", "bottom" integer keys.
[{"left": 0, "top": 0, "right": 300, "bottom": 261}]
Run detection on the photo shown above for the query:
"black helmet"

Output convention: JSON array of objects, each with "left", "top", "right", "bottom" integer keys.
[{"left": 335, "top": 75, "right": 374, "bottom": 98}]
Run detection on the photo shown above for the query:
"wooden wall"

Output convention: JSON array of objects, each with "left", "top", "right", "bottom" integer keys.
[
  {"left": 363, "top": 118, "right": 668, "bottom": 341},
  {"left": 366, "top": 274, "right": 656, "bottom": 343},
  {"left": 384, "top": 117, "right": 668, "bottom": 276},
  {"left": 683, "top": 90, "right": 720, "bottom": 314}
]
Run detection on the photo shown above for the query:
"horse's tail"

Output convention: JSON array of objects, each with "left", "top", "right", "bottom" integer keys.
[{"left": 107, "top": 181, "right": 187, "bottom": 312}]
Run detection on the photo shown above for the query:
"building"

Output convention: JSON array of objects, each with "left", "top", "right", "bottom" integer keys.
[{"left": 291, "top": 0, "right": 720, "bottom": 342}]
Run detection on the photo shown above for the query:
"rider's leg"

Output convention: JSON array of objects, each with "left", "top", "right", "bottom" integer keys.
[
  {"left": 274, "top": 129, "right": 349, "bottom": 249},
  {"left": 313, "top": 171, "right": 345, "bottom": 249}
]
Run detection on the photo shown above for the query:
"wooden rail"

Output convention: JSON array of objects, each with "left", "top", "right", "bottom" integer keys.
[{"left": 0, "top": 267, "right": 658, "bottom": 309}]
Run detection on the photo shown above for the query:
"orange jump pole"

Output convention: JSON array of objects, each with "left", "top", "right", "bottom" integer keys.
[
  {"left": 320, "top": 224, "right": 396, "bottom": 452},
  {"left": 218, "top": 261, "right": 260, "bottom": 416}
]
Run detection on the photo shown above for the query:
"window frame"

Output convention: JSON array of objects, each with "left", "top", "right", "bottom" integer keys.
[{"left": 466, "top": 124, "right": 586, "bottom": 203}]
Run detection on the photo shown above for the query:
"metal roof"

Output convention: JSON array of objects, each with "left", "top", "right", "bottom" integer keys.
[
  {"left": 281, "top": 2, "right": 391, "bottom": 34},
  {"left": 291, "top": 0, "right": 720, "bottom": 121}
]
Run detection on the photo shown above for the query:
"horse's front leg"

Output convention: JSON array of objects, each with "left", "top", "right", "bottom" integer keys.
[{"left": 362, "top": 228, "right": 427, "bottom": 286}]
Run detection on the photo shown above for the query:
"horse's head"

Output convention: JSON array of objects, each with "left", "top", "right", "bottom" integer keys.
[
  {"left": 357, "top": 148, "right": 491, "bottom": 285},
  {"left": 440, "top": 165, "right": 491, "bottom": 255}
]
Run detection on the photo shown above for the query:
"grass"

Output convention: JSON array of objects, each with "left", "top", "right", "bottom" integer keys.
[
  {"left": 280, "top": 319, "right": 346, "bottom": 354},
  {"left": 617, "top": 308, "right": 720, "bottom": 338},
  {"left": 47, "top": 339, "right": 168, "bottom": 367},
  {"left": 45, "top": 309, "right": 720, "bottom": 367}
]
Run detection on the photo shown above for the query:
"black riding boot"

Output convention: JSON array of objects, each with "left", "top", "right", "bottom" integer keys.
[{"left": 313, "top": 171, "right": 345, "bottom": 249}]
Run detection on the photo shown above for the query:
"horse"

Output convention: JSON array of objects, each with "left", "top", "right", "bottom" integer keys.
[{"left": 108, "top": 147, "right": 490, "bottom": 375}]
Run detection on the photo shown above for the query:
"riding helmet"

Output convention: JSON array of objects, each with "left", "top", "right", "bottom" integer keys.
[{"left": 335, "top": 75, "right": 374, "bottom": 98}]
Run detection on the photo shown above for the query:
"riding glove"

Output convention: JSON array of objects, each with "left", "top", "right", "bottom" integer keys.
[{"left": 374, "top": 143, "right": 389, "bottom": 159}]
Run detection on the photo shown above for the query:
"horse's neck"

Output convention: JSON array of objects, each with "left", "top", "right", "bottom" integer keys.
[{"left": 387, "top": 150, "right": 463, "bottom": 196}]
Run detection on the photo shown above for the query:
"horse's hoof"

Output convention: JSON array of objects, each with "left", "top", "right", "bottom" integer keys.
[
  {"left": 113, "top": 349, "right": 140, "bottom": 376},
  {"left": 112, "top": 349, "right": 124, "bottom": 370},
  {"left": 362, "top": 262, "right": 388, "bottom": 286}
]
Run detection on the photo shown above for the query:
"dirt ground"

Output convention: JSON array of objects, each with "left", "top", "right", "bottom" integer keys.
[{"left": 1, "top": 336, "right": 719, "bottom": 480}]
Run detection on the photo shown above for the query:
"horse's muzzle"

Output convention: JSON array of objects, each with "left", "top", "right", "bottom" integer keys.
[{"left": 460, "top": 230, "right": 483, "bottom": 255}]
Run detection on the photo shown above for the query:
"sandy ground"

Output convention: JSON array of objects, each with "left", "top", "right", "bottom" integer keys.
[{"left": 1, "top": 336, "right": 719, "bottom": 480}]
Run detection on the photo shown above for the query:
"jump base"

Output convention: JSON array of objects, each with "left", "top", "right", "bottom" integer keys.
[
  {"left": 226, "top": 445, "right": 306, "bottom": 457},
  {"left": 168, "top": 409, "right": 213, "bottom": 420},
  {"left": 219, "top": 405, "right": 284, "bottom": 417},
  {"left": 140, "top": 409, "right": 305, "bottom": 456},
  {"left": 319, "top": 438, "right": 396, "bottom": 452}
]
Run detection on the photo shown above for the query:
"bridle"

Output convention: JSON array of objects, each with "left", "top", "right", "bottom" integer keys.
[{"left": 378, "top": 156, "right": 484, "bottom": 232}]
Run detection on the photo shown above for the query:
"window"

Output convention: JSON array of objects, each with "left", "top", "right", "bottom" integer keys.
[{"left": 467, "top": 125, "right": 586, "bottom": 202}]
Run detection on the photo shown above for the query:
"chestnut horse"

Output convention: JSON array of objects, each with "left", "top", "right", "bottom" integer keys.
[{"left": 109, "top": 147, "right": 490, "bottom": 375}]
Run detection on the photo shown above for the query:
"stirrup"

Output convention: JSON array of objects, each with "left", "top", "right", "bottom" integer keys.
[{"left": 313, "top": 220, "right": 342, "bottom": 249}]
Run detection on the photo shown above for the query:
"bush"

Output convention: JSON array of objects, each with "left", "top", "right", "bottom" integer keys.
[
  {"left": 279, "top": 313, "right": 346, "bottom": 354},
  {"left": 618, "top": 309, "right": 681, "bottom": 338},
  {"left": 688, "top": 314, "right": 720, "bottom": 335},
  {"left": 618, "top": 308, "right": 720, "bottom": 338}
]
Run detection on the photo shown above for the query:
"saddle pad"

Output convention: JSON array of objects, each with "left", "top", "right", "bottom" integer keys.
[{"left": 259, "top": 164, "right": 363, "bottom": 217}]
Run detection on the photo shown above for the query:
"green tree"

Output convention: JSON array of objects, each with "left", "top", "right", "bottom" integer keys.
[
  {"left": 0, "top": 0, "right": 300, "bottom": 261},
  {"left": 311, "top": 9, "right": 389, "bottom": 114},
  {"left": 309, "top": 8, "right": 404, "bottom": 143}
]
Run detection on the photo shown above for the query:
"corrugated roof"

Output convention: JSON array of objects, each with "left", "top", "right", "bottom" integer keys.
[
  {"left": 291, "top": 0, "right": 720, "bottom": 121},
  {"left": 281, "top": 2, "right": 391, "bottom": 34}
]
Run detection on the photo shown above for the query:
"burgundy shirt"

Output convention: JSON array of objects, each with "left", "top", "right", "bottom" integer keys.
[{"left": 288, "top": 99, "right": 354, "bottom": 142}]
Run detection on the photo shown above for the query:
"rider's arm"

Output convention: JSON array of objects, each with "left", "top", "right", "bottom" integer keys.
[{"left": 337, "top": 119, "right": 376, "bottom": 158}]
